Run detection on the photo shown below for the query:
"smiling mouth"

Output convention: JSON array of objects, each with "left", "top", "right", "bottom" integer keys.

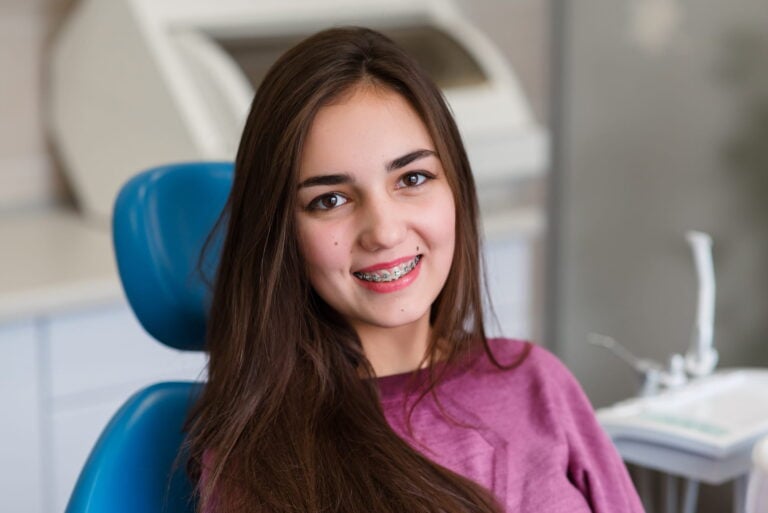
[{"left": 353, "top": 255, "right": 422, "bottom": 283}]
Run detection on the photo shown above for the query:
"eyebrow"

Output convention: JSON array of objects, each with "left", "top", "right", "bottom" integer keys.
[
  {"left": 386, "top": 149, "right": 436, "bottom": 171},
  {"left": 298, "top": 149, "right": 436, "bottom": 189},
  {"left": 297, "top": 173, "right": 352, "bottom": 189}
]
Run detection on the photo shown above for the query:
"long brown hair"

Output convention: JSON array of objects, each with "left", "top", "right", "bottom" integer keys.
[{"left": 185, "top": 27, "right": 527, "bottom": 513}]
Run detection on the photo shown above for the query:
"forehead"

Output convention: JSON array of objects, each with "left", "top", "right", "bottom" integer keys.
[{"left": 298, "top": 86, "right": 436, "bottom": 178}]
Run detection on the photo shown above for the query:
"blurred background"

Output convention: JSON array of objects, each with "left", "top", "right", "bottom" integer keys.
[{"left": 1, "top": 0, "right": 767, "bottom": 512}]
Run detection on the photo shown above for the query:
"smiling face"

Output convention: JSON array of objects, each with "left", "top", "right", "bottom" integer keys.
[{"left": 295, "top": 85, "right": 456, "bottom": 359}]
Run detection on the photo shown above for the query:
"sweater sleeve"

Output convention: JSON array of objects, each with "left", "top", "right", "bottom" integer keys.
[{"left": 538, "top": 348, "right": 646, "bottom": 513}]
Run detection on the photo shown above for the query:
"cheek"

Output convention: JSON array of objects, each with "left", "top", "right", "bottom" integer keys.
[
  {"left": 297, "top": 221, "right": 350, "bottom": 275},
  {"left": 421, "top": 189, "right": 456, "bottom": 251}
]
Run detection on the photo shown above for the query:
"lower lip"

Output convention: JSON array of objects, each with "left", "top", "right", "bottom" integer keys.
[{"left": 354, "top": 257, "right": 422, "bottom": 293}]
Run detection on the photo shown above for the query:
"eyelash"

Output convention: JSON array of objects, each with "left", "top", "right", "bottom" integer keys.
[
  {"left": 305, "top": 171, "right": 435, "bottom": 212},
  {"left": 306, "top": 192, "right": 348, "bottom": 211},
  {"left": 397, "top": 171, "right": 435, "bottom": 188}
]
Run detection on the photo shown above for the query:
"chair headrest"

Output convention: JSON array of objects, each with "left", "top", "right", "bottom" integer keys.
[{"left": 113, "top": 162, "right": 233, "bottom": 351}]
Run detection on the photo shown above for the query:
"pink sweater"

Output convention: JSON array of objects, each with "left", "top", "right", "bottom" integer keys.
[
  {"left": 376, "top": 339, "right": 644, "bottom": 512},
  {"left": 201, "top": 339, "right": 644, "bottom": 512}
]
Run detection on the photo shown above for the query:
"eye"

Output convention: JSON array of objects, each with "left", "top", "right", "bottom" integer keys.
[
  {"left": 307, "top": 192, "right": 348, "bottom": 211},
  {"left": 397, "top": 171, "right": 433, "bottom": 188}
]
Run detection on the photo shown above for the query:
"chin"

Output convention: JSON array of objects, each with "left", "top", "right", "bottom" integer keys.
[{"left": 360, "top": 307, "right": 431, "bottom": 331}]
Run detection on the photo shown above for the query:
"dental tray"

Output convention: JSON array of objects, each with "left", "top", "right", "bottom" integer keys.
[{"left": 597, "top": 369, "right": 768, "bottom": 458}]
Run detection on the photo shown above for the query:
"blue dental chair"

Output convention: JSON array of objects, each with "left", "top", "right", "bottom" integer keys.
[{"left": 64, "top": 161, "right": 234, "bottom": 513}]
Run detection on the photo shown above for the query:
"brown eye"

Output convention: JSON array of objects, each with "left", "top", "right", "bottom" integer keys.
[
  {"left": 308, "top": 193, "right": 348, "bottom": 211},
  {"left": 397, "top": 172, "right": 432, "bottom": 188}
]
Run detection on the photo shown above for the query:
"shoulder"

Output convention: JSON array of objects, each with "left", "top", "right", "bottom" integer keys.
[
  {"left": 441, "top": 338, "right": 593, "bottom": 440},
  {"left": 484, "top": 338, "right": 573, "bottom": 378},
  {"left": 480, "top": 338, "right": 587, "bottom": 405},
  {"left": 487, "top": 339, "right": 599, "bottom": 420},
  {"left": 480, "top": 339, "right": 602, "bottom": 434}
]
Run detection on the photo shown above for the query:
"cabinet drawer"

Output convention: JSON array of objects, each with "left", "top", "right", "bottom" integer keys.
[{"left": 47, "top": 301, "right": 206, "bottom": 400}]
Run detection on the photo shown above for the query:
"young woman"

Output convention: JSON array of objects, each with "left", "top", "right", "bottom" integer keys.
[{"left": 186, "top": 27, "right": 644, "bottom": 513}]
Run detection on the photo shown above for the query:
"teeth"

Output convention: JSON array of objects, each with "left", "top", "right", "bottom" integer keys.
[{"left": 355, "top": 256, "right": 420, "bottom": 283}]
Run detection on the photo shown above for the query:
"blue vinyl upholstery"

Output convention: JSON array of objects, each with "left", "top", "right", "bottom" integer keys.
[
  {"left": 65, "top": 383, "right": 203, "bottom": 513},
  {"left": 113, "top": 161, "right": 233, "bottom": 351},
  {"left": 65, "top": 162, "right": 233, "bottom": 513}
]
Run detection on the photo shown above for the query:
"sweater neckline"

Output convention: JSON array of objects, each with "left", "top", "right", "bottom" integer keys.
[{"left": 374, "top": 340, "right": 487, "bottom": 403}]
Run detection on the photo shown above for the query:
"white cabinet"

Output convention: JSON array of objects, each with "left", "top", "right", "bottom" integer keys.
[
  {"left": 0, "top": 302, "right": 207, "bottom": 513},
  {"left": 483, "top": 206, "right": 545, "bottom": 342},
  {"left": 0, "top": 321, "right": 43, "bottom": 513},
  {"left": 485, "top": 236, "right": 536, "bottom": 339},
  {"left": 47, "top": 304, "right": 205, "bottom": 401}
]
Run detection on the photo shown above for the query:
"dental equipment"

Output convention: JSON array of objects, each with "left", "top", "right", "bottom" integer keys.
[
  {"left": 684, "top": 230, "right": 718, "bottom": 378},
  {"left": 589, "top": 229, "right": 718, "bottom": 396},
  {"left": 588, "top": 333, "right": 687, "bottom": 396},
  {"left": 598, "top": 369, "right": 768, "bottom": 513},
  {"left": 595, "top": 230, "right": 768, "bottom": 512}
]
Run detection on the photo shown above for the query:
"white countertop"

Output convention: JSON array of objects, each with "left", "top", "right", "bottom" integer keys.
[{"left": 0, "top": 208, "right": 123, "bottom": 323}]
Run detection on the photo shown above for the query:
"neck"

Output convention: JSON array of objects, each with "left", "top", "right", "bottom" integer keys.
[{"left": 353, "top": 315, "right": 432, "bottom": 377}]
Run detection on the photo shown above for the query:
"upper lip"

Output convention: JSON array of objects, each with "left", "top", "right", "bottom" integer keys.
[{"left": 353, "top": 255, "right": 420, "bottom": 273}]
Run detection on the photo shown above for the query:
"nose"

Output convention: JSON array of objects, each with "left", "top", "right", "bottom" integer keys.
[{"left": 358, "top": 194, "right": 407, "bottom": 252}]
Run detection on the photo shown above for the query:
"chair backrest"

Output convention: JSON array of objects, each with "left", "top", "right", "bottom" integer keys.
[
  {"left": 113, "top": 161, "right": 233, "bottom": 350},
  {"left": 66, "top": 162, "right": 233, "bottom": 513},
  {"left": 65, "top": 383, "right": 203, "bottom": 513}
]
